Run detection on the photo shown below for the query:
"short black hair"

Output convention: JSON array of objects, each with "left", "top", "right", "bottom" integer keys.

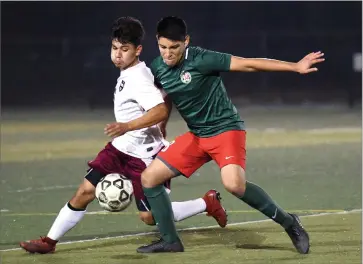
[
  {"left": 111, "top": 16, "right": 145, "bottom": 46},
  {"left": 156, "top": 16, "right": 187, "bottom": 41}
]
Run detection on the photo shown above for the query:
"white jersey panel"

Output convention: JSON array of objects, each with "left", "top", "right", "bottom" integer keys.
[{"left": 111, "top": 62, "right": 166, "bottom": 158}]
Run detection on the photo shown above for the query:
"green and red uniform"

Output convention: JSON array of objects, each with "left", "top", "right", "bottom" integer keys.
[{"left": 151, "top": 46, "right": 246, "bottom": 176}]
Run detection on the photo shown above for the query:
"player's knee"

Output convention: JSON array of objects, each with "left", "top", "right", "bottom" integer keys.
[
  {"left": 141, "top": 169, "right": 154, "bottom": 188},
  {"left": 224, "top": 182, "right": 246, "bottom": 197},
  {"left": 141, "top": 159, "right": 175, "bottom": 188},
  {"left": 221, "top": 165, "right": 247, "bottom": 197},
  {"left": 70, "top": 180, "right": 96, "bottom": 207},
  {"left": 139, "top": 212, "right": 156, "bottom": 226}
]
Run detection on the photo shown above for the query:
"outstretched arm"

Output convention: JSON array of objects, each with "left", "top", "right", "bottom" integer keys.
[{"left": 230, "top": 51, "right": 325, "bottom": 74}]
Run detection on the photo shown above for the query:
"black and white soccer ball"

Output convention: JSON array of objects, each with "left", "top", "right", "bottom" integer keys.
[{"left": 95, "top": 173, "right": 133, "bottom": 212}]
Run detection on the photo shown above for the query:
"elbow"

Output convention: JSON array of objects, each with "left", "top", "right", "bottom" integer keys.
[
  {"left": 160, "top": 106, "right": 169, "bottom": 121},
  {"left": 244, "top": 67, "right": 258, "bottom": 72},
  {"left": 157, "top": 103, "right": 169, "bottom": 122},
  {"left": 164, "top": 96, "right": 173, "bottom": 112}
]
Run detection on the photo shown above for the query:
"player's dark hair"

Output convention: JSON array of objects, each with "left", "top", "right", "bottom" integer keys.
[
  {"left": 111, "top": 16, "right": 145, "bottom": 46},
  {"left": 156, "top": 16, "right": 187, "bottom": 41}
]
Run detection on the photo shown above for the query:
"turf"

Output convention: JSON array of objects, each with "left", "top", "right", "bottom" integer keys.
[
  {"left": 0, "top": 106, "right": 361, "bottom": 263},
  {"left": 1, "top": 212, "right": 361, "bottom": 264}
]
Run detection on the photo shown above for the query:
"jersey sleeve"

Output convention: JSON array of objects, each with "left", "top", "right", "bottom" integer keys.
[
  {"left": 195, "top": 48, "right": 232, "bottom": 73},
  {"left": 132, "top": 78, "right": 165, "bottom": 111}
]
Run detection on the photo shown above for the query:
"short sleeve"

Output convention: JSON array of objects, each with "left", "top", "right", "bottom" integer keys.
[
  {"left": 132, "top": 79, "right": 165, "bottom": 111},
  {"left": 195, "top": 48, "right": 232, "bottom": 74}
]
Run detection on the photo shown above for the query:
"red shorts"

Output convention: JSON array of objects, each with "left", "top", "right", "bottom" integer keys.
[{"left": 157, "top": 130, "right": 246, "bottom": 177}]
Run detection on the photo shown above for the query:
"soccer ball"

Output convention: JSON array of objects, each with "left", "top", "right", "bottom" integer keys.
[{"left": 95, "top": 173, "right": 133, "bottom": 212}]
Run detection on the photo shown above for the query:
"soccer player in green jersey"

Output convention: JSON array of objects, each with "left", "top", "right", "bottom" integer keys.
[{"left": 137, "top": 16, "right": 325, "bottom": 254}]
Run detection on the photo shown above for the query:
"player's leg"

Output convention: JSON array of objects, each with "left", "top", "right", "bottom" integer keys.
[
  {"left": 135, "top": 184, "right": 225, "bottom": 226},
  {"left": 133, "top": 155, "right": 226, "bottom": 227},
  {"left": 206, "top": 130, "right": 310, "bottom": 254},
  {"left": 136, "top": 191, "right": 208, "bottom": 226},
  {"left": 19, "top": 168, "right": 105, "bottom": 254},
  {"left": 220, "top": 164, "right": 297, "bottom": 227},
  {"left": 137, "top": 132, "right": 211, "bottom": 253},
  {"left": 45, "top": 169, "right": 104, "bottom": 242},
  {"left": 19, "top": 143, "right": 121, "bottom": 254}
]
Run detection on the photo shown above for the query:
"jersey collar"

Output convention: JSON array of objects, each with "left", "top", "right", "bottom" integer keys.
[
  {"left": 170, "top": 47, "right": 189, "bottom": 68},
  {"left": 120, "top": 61, "right": 145, "bottom": 78}
]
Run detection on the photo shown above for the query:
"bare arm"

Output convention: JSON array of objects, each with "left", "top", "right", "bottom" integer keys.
[
  {"left": 127, "top": 103, "right": 169, "bottom": 131},
  {"left": 104, "top": 103, "right": 169, "bottom": 138},
  {"left": 163, "top": 95, "right": 173, "bottom": 117},
  {"left": 158, "top": 95, "right": 173, "bottom": 138},
  {"left": 230, "top": 52, "right": 325, "bottom": 74}
]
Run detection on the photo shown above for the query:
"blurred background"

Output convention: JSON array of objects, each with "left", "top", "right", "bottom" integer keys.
[{"left": 1, "top": 1, "right": 362, "bottom": 108}]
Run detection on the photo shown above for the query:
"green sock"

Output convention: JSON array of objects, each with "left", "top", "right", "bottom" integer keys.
[
  {"left": 239, "top": 181, "right": 294, "bottom": 229},
  {"left": 143, "top": 185, "right": 180, "bottom": 243}
]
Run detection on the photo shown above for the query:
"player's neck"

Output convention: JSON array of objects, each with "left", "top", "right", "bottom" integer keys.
[
  {"left": 173, "top": 48, "right": 188, "bottom": 68},
  {"left": 122, "top": 58, "right": 140, "bottom": 71},
  {"left": 176, "top": 56, "right": 185, "bottom": 66}
]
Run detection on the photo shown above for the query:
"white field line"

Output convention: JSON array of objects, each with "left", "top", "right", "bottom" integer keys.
[
  {"left": 1, "top": 209, "right": 361, "bottom": 252},
  {"left": 7, "top": 185, "right": 79, "bottom": 193}
]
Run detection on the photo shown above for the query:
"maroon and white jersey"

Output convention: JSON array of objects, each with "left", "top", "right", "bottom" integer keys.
[{"left": 112, "top": 62, "right": 167, "bottom": 158}]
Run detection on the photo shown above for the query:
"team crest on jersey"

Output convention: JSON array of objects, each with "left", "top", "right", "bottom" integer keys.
[
  {"left": 180, "top": 71, "right": 192, "bottom": 84},
  {"left": 118, "top": 80, "right": 125, "bottom": 92}
]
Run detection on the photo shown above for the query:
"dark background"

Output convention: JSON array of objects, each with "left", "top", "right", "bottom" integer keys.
[{"left": 1, "top": 1, "right": 362, "bottom": 108}]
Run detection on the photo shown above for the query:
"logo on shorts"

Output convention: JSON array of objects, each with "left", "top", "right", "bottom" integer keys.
[{"left": 180, "top": 71, "right": 192, "bottom": 84}]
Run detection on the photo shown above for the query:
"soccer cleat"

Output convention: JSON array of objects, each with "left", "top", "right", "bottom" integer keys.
[
  {"left": 137, "top": 238, "right": 184, "bottom": 253},
  {"left": 285, "top": 214, "right": 310, "bottom": 254},
  {"left": 202, "top": 189, "right": 228, "bottom": 228},
  {"left": 20, "top": 236, "right": 57, "bottom": 254}
]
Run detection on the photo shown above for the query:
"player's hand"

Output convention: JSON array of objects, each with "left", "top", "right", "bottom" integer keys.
[
  {"left": 158, "top": 122, "right": 167, "bottom": 138},
  {"left": 295, "top": 51, "right": 325, "bottom": 74},
  {"left": 104, "top": 122, "right": 130, "bottom": 138}
]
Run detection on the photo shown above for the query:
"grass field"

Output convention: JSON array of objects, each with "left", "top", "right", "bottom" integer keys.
[{"left": 1, "top": 106, "right": 362, "bottom": 263}]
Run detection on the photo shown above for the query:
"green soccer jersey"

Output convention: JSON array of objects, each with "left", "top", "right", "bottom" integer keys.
[{"left": 150, "top": 46, "right": 245, "bottom": 137}]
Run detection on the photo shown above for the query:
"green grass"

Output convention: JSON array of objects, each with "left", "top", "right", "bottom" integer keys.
[
  {"left": 1, "top": 212, "right": 361, "bottom": 264},
  {"left": 0, "top": 107, "right": 361, "bottom": 263}
]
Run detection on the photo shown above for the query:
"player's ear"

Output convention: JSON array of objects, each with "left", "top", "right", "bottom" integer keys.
[
  {"left": 184, "top": 35, "right": 190, "bottom": 47},
  {"left": 135, "top": 45, "right": 142, "bottom": 57}
]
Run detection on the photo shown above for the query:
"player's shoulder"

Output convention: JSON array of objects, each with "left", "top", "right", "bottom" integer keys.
[
  {"left": 127, "top": 62, "right": 154, "bottom": 84},
  {"left": 151, "top": 56, "right": 163, "bottom": 66},
  {"left": 150, "top": 56, "right": 165, "bottom": 76},
  {"left": 185, "top": 46, "right": 215, "bottom": 64},
  {"left": 187, "top": 46, "right": 208, "bottom": 58}
]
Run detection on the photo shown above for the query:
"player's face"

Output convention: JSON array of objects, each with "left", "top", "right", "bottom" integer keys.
[
  {"left": 157, "top": 36, "right": 190, "bottom": 67},
  {"left": 111, "top": 40, "right": 142, "bottom": 70}
]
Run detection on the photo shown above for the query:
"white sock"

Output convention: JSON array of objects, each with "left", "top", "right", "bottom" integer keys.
[
  {"left": 47, "top": 203, "right": 86, "bottom": 241},
  {"left": 171, "top": 198, "right": 206, "bottom": 222}
]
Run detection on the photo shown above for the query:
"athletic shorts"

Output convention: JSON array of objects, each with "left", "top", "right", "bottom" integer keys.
[
  {"left": 157, "top": 130, "right": 246, "bottom": 177},
  {"left": 86, "top": 142, "right": 170, "bottom": 212}
]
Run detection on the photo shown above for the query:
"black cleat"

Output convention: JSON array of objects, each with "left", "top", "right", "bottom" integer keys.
[
  {"left": 137, "top": 238, "right": 184, "bottom": 253},
  {"left": 285, "top": 214, "right": 310, "bottom": 254}
]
